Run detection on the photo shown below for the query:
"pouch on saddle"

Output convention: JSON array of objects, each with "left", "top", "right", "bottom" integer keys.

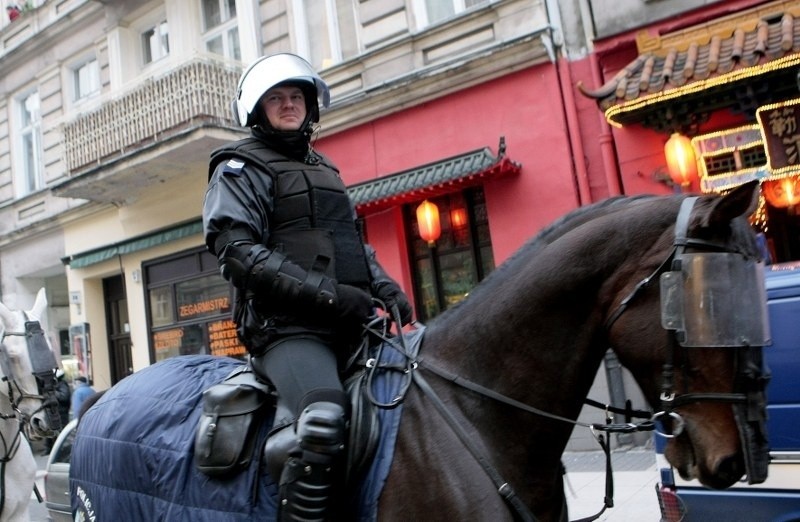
[{"left": 194, "top": 366, "right": 273, "bottom": 477}]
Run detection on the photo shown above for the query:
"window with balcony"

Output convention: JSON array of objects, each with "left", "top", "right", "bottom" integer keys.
[
  {"left": 405, "top": 187, "right": 495, "bottom": 321},
  {"left": 413, "top": 0, "right": 489, "bottom": 27},
  {"left": 72, "top": 58, "right": 100, "bottom": 102},
  {"left": 142, "top": 20, "right": 169, "bottom": 64},
  {"left": 201, "top": 0, "right": 240, "bottom": 60},
  {"left": 15, "top": 91, "right": 44, "bottom": 197}
]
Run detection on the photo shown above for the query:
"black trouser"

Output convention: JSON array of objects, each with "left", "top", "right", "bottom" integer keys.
[{"left": 256, "top": 335, "right": 347, "bottom": 417}]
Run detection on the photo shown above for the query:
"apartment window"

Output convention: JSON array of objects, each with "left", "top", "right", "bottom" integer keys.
[
  {"left": 142, "top": 20, "right": 169, "bottom": 64},
  {"left": 414, "top": 0, "right": 488, "bottom": 27},
  {"left": 201, "top": 0, "right": 239, "bottom": 60},
  {"left": 292, "top": 0, "right": 359, "bottom": 69},
  {"left": 16, "top": 92, "right": 44, "bottom": 196},
  {"left": 73, "top": 58, "right": 100, "bottom": 101},
  {"left": 405, "top": 187, "right": 495, "bottom": 321}
]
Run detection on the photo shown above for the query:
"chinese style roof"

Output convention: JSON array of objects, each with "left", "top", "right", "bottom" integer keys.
[
  {"left": 348, "top": 137, "right": 521, "bottom": 214},
  {"left": 578, "top": 0, "right": 800, "bottom": 132}
]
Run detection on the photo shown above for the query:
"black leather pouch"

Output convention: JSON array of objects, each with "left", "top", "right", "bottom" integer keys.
[{"left": 194, "top": 371, "right": 271, "bottom": 477}]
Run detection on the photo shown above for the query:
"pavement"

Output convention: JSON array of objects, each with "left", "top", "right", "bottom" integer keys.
[
  {"left": 28, "top": 441, "right": 663, "bottom": 521},
  {"left": 563, "top": 448, "right": 663, "bottom": 521}
]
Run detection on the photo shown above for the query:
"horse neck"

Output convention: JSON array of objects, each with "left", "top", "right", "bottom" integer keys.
[
  {"left": 418, "top": 202, "right": 667, "bottom": 413},
  {"left": 423, "top": 258, "right": 610, "bottom": 409}
]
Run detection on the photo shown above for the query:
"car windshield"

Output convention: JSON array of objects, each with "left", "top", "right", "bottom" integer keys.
[{"left": 51, "top": 425, "right": 76, "bottom": 464}]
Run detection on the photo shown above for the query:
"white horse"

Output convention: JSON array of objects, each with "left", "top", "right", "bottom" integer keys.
[{"left": 0, "top": 288, "right": 59, "bottom": 522}]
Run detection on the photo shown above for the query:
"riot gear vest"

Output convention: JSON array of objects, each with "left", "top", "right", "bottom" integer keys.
[{"left": 209, "top": 138, "right": 372, "bottom": 289}]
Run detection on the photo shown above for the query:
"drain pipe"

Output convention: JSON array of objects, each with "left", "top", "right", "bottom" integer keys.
[
  {"left": 544, "top": 0, "right": 592, "bottom": 206},
  {"left": 590, "top": 51, "right": 623, "bottom": 196}
]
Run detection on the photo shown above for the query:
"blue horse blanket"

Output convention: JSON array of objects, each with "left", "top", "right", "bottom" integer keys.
[{"left": 69, "top": 334, "right": 418, "bottom": 521}]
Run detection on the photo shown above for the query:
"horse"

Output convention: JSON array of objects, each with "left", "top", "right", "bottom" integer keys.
[
  {"left": 0, "top": 288, "right": 62, "bottom": 522},
  {"left": 70, "top": 182, "right": 770, "bottom": 521}
]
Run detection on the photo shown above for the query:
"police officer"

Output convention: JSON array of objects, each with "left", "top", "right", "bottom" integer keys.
[{"left": 203, "top": 53, "right": 412, "bottom": 521}]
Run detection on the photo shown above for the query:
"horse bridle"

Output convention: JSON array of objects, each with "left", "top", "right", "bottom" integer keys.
[
  {"left": 0, "top": 317, "right": 61, "bottom": 514},
  {"left": 358, "top": 197, "right": 770, "bottom": 521},
  {"left": 0, "top": 318, "right": 61, "bottom": 442},
  {"left": 604, "top": 196, "right": 770, "bottom": 484}
]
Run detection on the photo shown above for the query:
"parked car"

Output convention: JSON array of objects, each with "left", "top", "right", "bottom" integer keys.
[{"left": 44, "top": 418, "right": 77, "bottom": 521}]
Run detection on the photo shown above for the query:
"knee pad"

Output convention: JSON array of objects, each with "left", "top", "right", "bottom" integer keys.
[{"left": 296, "top": 401, "right": 346, "bottom": 459}]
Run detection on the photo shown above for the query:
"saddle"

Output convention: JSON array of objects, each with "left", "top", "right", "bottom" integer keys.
[{"left": 193, "top": 323, "right": 424, "bottom": 515}]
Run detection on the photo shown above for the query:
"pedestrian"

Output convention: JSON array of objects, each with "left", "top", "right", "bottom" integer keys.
[
  {"left": 70, "top": 376, "right": 95, "bottom": 421},
  {"left": 42, "top": 369, "right": 71, "bottom": 454},
  {"left": 202, "top": 52, "right": 412, "bottom": 520}
]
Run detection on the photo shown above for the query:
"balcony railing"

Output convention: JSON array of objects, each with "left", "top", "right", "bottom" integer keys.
[{"left": 63, "top": 58, "right": 240, "bottom": 174}]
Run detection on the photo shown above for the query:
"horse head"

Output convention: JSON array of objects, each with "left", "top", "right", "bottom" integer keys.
[
  {"left": 608, "top": 181, "right": 769, "bottom": 490},
  {"left": 0, "top": 288, "right": 61, "bottom": 440}
]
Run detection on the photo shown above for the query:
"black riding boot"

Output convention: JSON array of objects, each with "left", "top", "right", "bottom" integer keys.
[{"left": 277, "top": 401, "right": 346, "bottom": 522}]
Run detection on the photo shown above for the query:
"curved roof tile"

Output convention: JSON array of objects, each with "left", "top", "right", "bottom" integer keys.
[{"left": 579, "top": 1, "right": 800, "bottom": 130}]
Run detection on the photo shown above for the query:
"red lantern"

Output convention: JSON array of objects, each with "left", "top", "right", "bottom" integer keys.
[
  {"left": 450, "top": 207, "right": 468, "bottom": 229},
  {"left": 664, "top": 133, "right": 698, "bottom": 189},
  {"left": 416, "top": 200, "right": 441, "bottom": 244},
  {"left": 762, "top": 176, "right": 800, "bottom": 209}
]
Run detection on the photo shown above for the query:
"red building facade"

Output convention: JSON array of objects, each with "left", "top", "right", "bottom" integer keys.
[{"left": 316, "top": 66, "right": 582, "bottom": 319}]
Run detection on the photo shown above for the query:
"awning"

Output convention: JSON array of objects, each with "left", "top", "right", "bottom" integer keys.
[
  {"left": 63, "top": 220, "right": 203, "bottom": 268},
  {"left": 348, "top": 139, "right": 521, "bottom": 214},
  {"left": 578, "top": 0, "right": 800, "bottom": 131}
]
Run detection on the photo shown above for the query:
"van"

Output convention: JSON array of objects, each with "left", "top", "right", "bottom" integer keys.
[{"left": 656, "top": 263, "right": 800, "bottom": 521}]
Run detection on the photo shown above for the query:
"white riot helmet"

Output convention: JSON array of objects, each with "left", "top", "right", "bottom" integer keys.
[{"left": 232, "top": 53, "right": 331, "bottom": 128}]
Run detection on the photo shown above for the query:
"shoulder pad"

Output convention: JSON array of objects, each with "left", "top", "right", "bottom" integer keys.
[{"left": 221, "top": 158, "right": 246, "bottom": 176}]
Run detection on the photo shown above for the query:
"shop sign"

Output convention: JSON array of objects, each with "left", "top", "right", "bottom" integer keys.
[
  {"left": 757, "top": 98, "right": 800, "bottom": 175},
  {"left": 208, "top": 319, "right": 245, "bottom": 357}
]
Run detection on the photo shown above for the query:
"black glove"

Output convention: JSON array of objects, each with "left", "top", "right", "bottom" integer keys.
[
  {"left": 373, "top": 282, "right": 413, "bottom": 325},
  {"left": 335, "top": 284, "right": 373, "bottom": 324}
]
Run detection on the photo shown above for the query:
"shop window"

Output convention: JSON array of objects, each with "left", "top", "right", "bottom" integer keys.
[
  {"left": 144, "top": 248, "right": 245, "bottom": 362},
  {"left": 405, "top": 187, "right": 494, "bottom": 321}
]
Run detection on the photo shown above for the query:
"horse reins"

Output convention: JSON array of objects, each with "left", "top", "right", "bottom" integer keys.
[
  {"left": 360, "top": 197, "right": 760, "bottom": 522},
  {"left": 361, "top": 308, "right": 654, "bottom": 522},
  {"left": 0, "top": 321, "right": 52, "bottom": 515}
]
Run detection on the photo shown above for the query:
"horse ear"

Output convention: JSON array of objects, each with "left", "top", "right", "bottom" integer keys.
[
  {"left": 31, "top": 287, "right": 47, "bottom": 320},
  {"left": 701, "top": 180, "right": 759, "bottom": 228}
]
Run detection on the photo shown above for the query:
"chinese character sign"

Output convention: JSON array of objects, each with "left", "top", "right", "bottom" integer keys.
[{"left": 758, "top": 99, "right": 800, "bottom": 173}]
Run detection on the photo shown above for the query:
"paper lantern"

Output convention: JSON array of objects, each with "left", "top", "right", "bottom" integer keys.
[
  {"left": 762, "top": 176, "right": 800, "bottom": 209},
  {"left": 450, "top": 207, "right": 468, "bottom": 229},
  {"left": 664, "top": 133, "right": 698, "bottom": 189},
  {"left": 416, "top": 200, "right": 441, "bottom": 244}
]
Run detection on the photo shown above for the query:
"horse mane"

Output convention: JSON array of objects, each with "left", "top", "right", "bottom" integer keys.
[{"left": 428, "top": 194, "right": 666, "bottom": 327}]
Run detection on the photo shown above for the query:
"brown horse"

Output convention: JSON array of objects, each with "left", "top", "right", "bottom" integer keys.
[
  {"left": 377, "top": 181, "right": 768, "bottom": 521},
  {"left": 70, "top": 182, "right": 769, "bottom": 521}
]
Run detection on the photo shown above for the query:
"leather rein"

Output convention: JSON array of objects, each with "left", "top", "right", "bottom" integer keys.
[
  {"left": 0, "top": 319, "right": 51, "bottom": 513},
  {"left": 360, "top": 307, "right": 652, "bottom": 522},
  {"left": 359, "top": 197, "right": 752, "bottom": 522}
]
